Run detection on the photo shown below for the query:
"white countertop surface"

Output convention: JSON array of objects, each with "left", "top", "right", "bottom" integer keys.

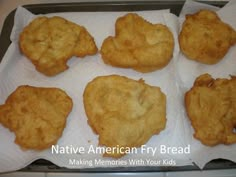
[{"left": 1, "top": 169, "right": 236, "bottom": 177}]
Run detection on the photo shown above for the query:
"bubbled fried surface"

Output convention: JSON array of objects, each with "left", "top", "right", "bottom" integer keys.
[
  {"left": 19, "top": 16, "right": 98, "bottom": 76},
  {"left": 0, "top": 86, "right": 73, "bottom": 150},
  {"left": 101, "top": 13, "right": 174, "bottom": 73},
  {"left": 83, "top": 75, "right": 166, "bottom": 158},
  {"left": 179, "top": 10, "right": 236, "bottom": 64},
  {"left": 185, "top": 74, "right": 236, "bottom": 146}
]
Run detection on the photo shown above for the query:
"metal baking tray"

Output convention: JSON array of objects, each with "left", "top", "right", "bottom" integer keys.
[{"left": 0, "top": 0, "right": 235, "bottom": 172}]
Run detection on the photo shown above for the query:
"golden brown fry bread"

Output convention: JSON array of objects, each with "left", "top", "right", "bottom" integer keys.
[
  {"left": 185, "top": 74, "right": 236, "bottom": 146},
  {"left": 179, "top": 10, "right": 236, "bottom": 64},
  {"left": 0, "top": 86, "right": 73, "bottom": 150},
  {"left": 83, "top": 75, "right": 166, "bottom": 158},
  {"left": 101, "top": 13, "right": 174, "bottom": 72},
  {"left": 20, "top": 16, "right": 98, "bottom": 76}
]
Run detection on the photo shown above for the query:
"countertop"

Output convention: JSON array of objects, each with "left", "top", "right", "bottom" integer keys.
[{"left": 0, "top": 0, "right": 234, "bottom": 177}]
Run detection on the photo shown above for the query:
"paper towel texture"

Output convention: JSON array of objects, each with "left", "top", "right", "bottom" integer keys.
[
  {"left": 177, "top": 0, "right": 236, "bottom": 169},
  {"left": 0, "top": 6, "right": 190, "bottom": 173}
]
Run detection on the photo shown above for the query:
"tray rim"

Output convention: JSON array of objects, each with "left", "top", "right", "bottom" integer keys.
[{"left": 0, "top": 0, "right": 235, "bottom": 173}]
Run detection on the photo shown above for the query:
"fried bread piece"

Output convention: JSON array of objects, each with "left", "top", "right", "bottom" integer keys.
[
  {"left": 101, "top": 13, "right": 174, "bottom": 72},
  {"left": 20, "top": 16, "right": 98, "bottom": 76},
  {"left": 0, "top": 86, "right": 73, "bottom": 150},
  {"left": 185, "top": 74, "right": 236, "bottom": 146},
  {"left": 179, "top": 10, "right": 236, "bottom": 64},
  {"left": 83, "top": 75, "right": 166, "bottom": 158}
]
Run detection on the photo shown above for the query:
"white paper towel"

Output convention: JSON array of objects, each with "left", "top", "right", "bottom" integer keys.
[
  {"left": 177, "top": 0, "right": 236, "bottom": 169},
  {"left": 0, "top": 6, "right": 193, "bottom": 173}
]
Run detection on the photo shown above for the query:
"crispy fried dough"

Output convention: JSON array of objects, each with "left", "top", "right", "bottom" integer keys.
[
  {"left": 101, "top": 13, "right": 174, "bottom": 72},
  {"left": 185, "top": 74, "right": 236, "bottom": 146},
  {"left": 83, "top": 75, "right": 166, "bottom": 158},
  {"left": 19, "top": 16, "right": 98, "bottom": 76},
  {"left": 179, "top": 10, "right": 236, "bottom": 64},
  {"left": 0, "top": 86, "right": 73, "bottom": 150}
]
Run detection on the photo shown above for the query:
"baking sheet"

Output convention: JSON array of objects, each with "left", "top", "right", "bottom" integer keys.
[{"left": 0, "top": 0, "right": 235, "bottom": 173}]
